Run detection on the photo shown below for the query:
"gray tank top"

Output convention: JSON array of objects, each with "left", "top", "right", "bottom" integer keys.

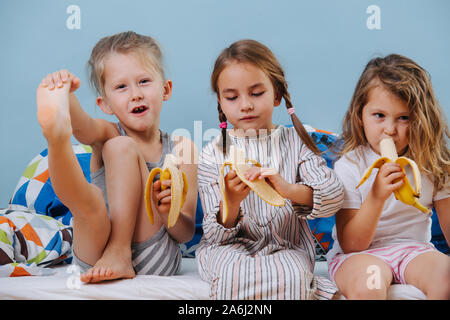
[{"left": 91, "top": 123, "right": 174, "bottom": 213}]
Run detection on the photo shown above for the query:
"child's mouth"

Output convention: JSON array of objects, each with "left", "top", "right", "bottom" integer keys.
[{"left": 131, "top": 105, "right": 148, "bottom": 114}]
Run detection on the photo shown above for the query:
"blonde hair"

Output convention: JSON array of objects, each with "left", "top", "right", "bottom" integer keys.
[
  {"left": 87, "top": 31, "right": 165, "bottom": 96},
  {"left": 341, "top": 54, "right": 450, "bottom": 191},
  {"left": 211, "top": 39, "right": 320, "bottom": 155}
]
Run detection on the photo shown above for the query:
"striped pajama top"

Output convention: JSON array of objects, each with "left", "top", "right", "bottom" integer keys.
[{"left": 196, "top": 125, "right": 344, "bottom": 299}]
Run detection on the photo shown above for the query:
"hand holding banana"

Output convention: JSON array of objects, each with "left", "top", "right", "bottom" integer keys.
[
  {"left": 144, "top": 154, "right": 188, "bottom": 228},
  {"left": 357, "top": 138, "right": 429, "bottom": 213},
  {"left": 220, "top": 146, "right": 286, "bottom": 223}
]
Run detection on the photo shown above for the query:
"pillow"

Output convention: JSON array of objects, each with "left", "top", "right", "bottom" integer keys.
[
  {"left": 179, "top": 196, "right": 204, "bottom": 257},
  {"left": 303, "top": 125, "right": 339, "bottom": 260},
  {"left": 431, "top": 208, "right": 449, "bottom": 254},
  {"left": 0, "top": 208, "right": 73, "bottom": 276},
  {"left": 9, "top": 144, "right": 202, "bottom": 258},
  {"left": 10, "top": 145, "right": 92, "bottom": 226}
]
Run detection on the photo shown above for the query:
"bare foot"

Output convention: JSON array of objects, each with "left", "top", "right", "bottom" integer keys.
[
  {"left": 36, "top": 81, "right": 72, "bottom": 142},
  {"left": 80, "top": 245, "right": 136, "bottom": 283}
]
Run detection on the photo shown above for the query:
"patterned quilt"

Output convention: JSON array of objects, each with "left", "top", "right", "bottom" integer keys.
[{"left": 0, "top": 207, "right": 72, "bottom": 277}]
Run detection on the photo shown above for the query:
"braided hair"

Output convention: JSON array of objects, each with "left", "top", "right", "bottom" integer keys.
[{"left": 211, "top": 39, "right": 319, "bottom": 155}]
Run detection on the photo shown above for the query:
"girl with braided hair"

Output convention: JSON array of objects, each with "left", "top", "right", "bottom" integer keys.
[{"left": 196, "top": 39, "right": 344, "bottom": 299}]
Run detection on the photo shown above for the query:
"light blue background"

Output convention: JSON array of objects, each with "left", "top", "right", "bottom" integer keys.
[{"left": 1, "top": 0, "right": 449, "bottom": 206}]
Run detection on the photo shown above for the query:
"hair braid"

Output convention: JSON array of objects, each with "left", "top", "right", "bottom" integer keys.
[
  {"left": 218, "top": 103, "right": 229, "bottom": 154},
  {"left": 279, "top": 79, "right": 320, "bottom": 155}
]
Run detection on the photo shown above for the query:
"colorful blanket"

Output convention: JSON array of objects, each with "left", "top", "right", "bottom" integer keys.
[{"left": 0, "top": 207, "right": 72, "bottom": 277}]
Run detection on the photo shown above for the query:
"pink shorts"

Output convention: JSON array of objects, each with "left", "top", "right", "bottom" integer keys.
[{"left": 327, "top": 242, "right": 436, "bottom": 284}]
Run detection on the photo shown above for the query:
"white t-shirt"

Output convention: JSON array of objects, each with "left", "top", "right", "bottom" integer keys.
[{"left": 327, "top": 144, "right": 449, "bottom": 261}]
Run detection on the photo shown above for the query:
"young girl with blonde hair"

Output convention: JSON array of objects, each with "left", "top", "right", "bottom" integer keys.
[
  {"left": 36, "top": 31, "right": 197, "bottom": 283},
  {"left": 327, "top": 54, "right": 450, "bottom": 299},
  {"left": 196, "top": 39, "right": 344, "bottom": 299}
]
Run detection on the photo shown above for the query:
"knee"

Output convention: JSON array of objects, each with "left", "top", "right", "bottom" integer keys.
[
  {"left": 102, "top": 136, "right": 137, "bottom": 158},
  {"left": 344, "top": 281, "right": 388, "bottom": 300},
  {"left": 425, "top": 270, "right": 450, "bottom": 300},
  {"left": 70, "top": 184, "right": 109, "bottom": 223}
]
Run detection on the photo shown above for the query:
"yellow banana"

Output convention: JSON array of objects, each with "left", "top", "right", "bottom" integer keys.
[
  {"left": 356, "top": 138, "right": 429, "bottom": 213},
  {"left": 144, "top": 154, "right": 188, "bottom": 228},
  {"left": 220, "top": 145, "right": 286, "bottom": 223}
]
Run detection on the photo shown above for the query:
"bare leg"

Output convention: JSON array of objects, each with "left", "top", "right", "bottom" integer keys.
[
  {"left": 333, "top": 254, "right": 393, "bottom": 300},
  {"left": 404, "top": 251, "right": 450, "bottom": 300},
  {"left": 36, "top": 83, "right": 111, "bottom": 268},
  {"left": 80, "top": 136, "right": 163, "bottom": 283}
]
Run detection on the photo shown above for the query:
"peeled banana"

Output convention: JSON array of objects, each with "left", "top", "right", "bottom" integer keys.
[
  {"left": 144, "top": 154, "right": 188, "bottom": 228},
  {"left": 219, "top": 145, "right": 286, "bottom": 223},
  {"left": 356, "top": 138, "right": 429, "bottom": 213}
]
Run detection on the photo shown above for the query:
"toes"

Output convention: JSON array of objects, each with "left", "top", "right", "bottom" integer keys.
[
  {"left": 80, "top": 269, "right": 93, "bottom": 283},
  {"left": 81, "top": 267, "right": 108, "bottom": 283},
  {"left": 90, "top": 266, "right": 114, "bottom": 283},
  {"left": 92, "top": 267, "right": 105, "bottom": 283}
]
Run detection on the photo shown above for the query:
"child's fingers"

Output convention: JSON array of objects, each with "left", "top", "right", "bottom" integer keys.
[
  {"left": 387, "top": 171, "right": 405, "bottom": 184},
  {"left": 225, "top": 170, "right": 242, "bottom": 187},
  {"left": 52, "top": 71, "right": 64, "bottom": 88},
  {"left": 41, "top": 70, "right": 73, "bottom": 90},
  {"left": 157, "top": 195, "right": 171, "bottom": 215},
  {"left": 390, "top": 178, "right": 405, "bottom": 191},
  {"left": 158, "top": 195, "right": 172, "bottom": 204},
  {"left": 39, "top": 80, "right": 48, "bottom": 88},
  {"left": 227, "top": 174, "right": 244, "bottom": 189},
  {"left": 42, "top": 73, "right": 55, "bottom": 90},
  {"left": 259, "top": 168, "right": 278, "bottom": 177},
  {"left": 380, "top": 163, "right": 402, "bottom": 177},
  {"left": 156, "top": 188, "right": 172, "bottom": 202},
  {"left": 152, "top": 180, "right": 161, "bottom": 191},
  {"left": 161, "top": 179, "right": 171, "bottom": 187},
  {"left": 239, "top": 183, "right": 250, "bottom": 193},
  {"left": 226, "top": 170, "right": 237, "bottom": 180},
  {"left": 70, "top": 76, "right": 81, "bottom": 92},
  {"left": 243, "top": 167, "right": 261, "bottom": 181},
  {"left": 59, "top": 69, "right": 70, "bottom": 83},
  {"left": 64, "top": 70, "right": 82, "bottom": 92}
]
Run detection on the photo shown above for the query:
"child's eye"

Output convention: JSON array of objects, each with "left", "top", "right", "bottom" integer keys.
[
  {"left": 252, "top": 91, "right": 265, "bottom": 97},
  {"left": 225, "top": 96, "right": 238, "bottom": 101},
  {"left": 399, "top": 115, "right": 409, "bottom": 121},
  {"left": 140, "top": 78, "right": 151, "bottom": 84},
  {"left": 374, "top": 113, "right": 385, "bottom": 118},
  {"left": 115, "top": 84, "right": 126, "bottom": 90}
]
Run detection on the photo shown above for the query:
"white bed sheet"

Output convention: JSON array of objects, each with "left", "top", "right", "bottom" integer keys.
[
  {"left": 0, "top": 258, "right": 209, "bottom": 300},
  {"left": 0, "top": 258, "right": 425, "bottom": 300}
]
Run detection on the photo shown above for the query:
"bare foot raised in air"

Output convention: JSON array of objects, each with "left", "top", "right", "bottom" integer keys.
[
  {"left": 36, "top": 80, "right": 72, "bottom": 142},
  {"left": 80, "top": 245, "right": 136, "bottom": 283}
]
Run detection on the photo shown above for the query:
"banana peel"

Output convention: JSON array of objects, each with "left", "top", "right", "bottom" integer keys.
[
  {"left": 144, "top": 154, "right": 188, "bottom": 228},
  {"left": 219, "top": 145, "right": 286, "bottom": 223},
  {"left": 356, "top": 138, "right": 429, "bottom": 213}
]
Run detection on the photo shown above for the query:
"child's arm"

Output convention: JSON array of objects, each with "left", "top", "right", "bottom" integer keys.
[
  {"left": 41, "top": 70, "right": 117, "bottom": 146},
  {"left": 68, "top": 93, "right": 117, "bottom": 147},
  {"left": 244, "top": 169, "right": 313, "bottom": 207},
  {"left": 218, "top": 170, "right": 250, "bottom": 228},
  {"left": 434, "top": 197, "right": 450, "bottom": 247},
  {"left": 336, "top": 162, "right": 405, "bottom": 253},
  {"left": 197, "top": 142, "right": 247, "bottom": 243},
  {"left": 152, "top": 136, "right": 198, "bottom": 243},
  {"left": 245, "top": 143, "right": 344, "bottom": 218}
]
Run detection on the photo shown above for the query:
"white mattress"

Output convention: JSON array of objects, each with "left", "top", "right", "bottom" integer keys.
[{"left": 0, "top": 258, "right": 425, "bottom": 300}]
